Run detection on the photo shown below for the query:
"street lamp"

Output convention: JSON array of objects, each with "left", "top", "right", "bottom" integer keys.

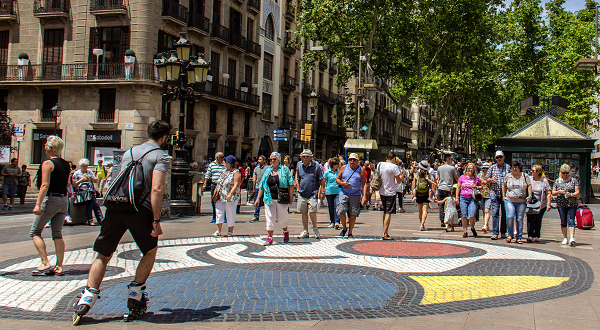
[
  {"left": 155, "top": 32, "right": 211, "bottom": 216},
  {"left": 308, "top": 90, "right": 318, "bottom": 152},
  {"left": 51, "top": 104, "right": 61, "bottom": 136}
]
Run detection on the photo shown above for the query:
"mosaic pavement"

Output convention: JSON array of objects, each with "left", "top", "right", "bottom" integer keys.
[{"left": 0, "top": 236, "right": 593, "bottom": 323}]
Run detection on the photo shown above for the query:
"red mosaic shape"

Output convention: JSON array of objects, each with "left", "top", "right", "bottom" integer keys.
[{"left": 353, "top": 242, "right": 470, "bottom": 257}]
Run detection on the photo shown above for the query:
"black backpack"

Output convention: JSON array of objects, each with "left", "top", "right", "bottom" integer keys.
[{"left": 103, "top": 147, "right": 161, "bottom": 212}]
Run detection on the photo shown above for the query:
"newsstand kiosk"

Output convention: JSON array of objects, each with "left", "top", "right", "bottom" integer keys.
[{"left": 495, "top": 114, "right": 595, "bottom": 203}]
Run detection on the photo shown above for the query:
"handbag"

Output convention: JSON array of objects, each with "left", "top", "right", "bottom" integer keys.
[
  {"left": 74, "top": 183, "right": 94, "bottom": 205},
  {"left": 277, "top": 185, "right": 291, "bottom": 204},
  {"left": 472, "top": 186, "right": 483, "bottom": 202},
  {"left": 370, "top": 163, "right": 382, "bottom": 190},
  {"left": 526, "top": 194, "right": 541, "bottom": 214}
]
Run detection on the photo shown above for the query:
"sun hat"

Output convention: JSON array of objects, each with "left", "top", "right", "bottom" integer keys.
[
  {"left": 300, "top": 149, "right": 313, "bottom": 156},
  {"left": 224, "top": 155, "right": 237, "bottom": 165},
  {"left": 348, "top": 153, "right": 359, "bottom": 160},
  {"left": 418, "top": 160, "right": 429, "bottom": 171}
]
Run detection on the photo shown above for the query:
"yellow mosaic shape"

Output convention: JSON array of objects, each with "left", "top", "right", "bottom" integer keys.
[{"left": 409, "top": 276, "right": 568, "bottom": 305}]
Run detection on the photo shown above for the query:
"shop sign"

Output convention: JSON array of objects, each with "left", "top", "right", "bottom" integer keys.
[
  {"left": 86, "top": 131, "right": 121, "bottom": 142},
  {"left": 242, "top": 144, "right": 251, "bottom": 150},
  {"left": 33, "top": 132, "right": 58, "bottom": 140}
]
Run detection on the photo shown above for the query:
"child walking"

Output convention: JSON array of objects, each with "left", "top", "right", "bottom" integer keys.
[{"left": 435, "top": 185, "right": 459, "bottom": 232}]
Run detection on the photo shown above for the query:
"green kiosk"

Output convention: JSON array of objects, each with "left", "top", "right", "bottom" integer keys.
[{"left": 495, "top": 113, "right": 594, "bottom": 203}]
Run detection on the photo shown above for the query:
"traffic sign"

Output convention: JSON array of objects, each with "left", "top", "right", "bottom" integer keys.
[{"left": 14, "top": 124, "right": 24, "bottom": 138}]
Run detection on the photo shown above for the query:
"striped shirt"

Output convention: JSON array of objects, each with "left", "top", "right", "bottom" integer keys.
[{"left": 206, "top": 161, "right": 226, "bottom": 183}]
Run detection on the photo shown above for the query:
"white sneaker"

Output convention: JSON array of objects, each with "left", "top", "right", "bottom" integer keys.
[
  {"left": 328, "top": 223, "right": 335, "bottom": 228},
  {"left": 561, "top": 238, "right": 568, "bottom": 245},
  {"left": 313, "top": 228, "right": 321, "bottom": 239},
  {"left": 569, "top": 238, "right": 576, "bottom": 247},
  {"left": 298, "top": 230, "right": 309, "bottom": 239},
  {"left": 533, "top": 237, "right": 540, "bottom": 242}
]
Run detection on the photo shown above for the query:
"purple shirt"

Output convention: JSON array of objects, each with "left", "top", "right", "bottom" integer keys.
[{"left": 458, "top": 175, "right": 482, "bottom": 199}]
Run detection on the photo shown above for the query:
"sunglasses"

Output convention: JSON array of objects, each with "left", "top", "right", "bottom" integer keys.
[
  {"left": 496, "top": 156, "right": 503, "bottom": 159},
  {"left": 467, "top": 168, "right": 475, "bottom": 171},
  {"left": 561, "top": 172, "right": 569, "bottom": 174},
  {"left": 349, "top": 159, "right": 358, "bottom": 161},
  {"left": 269, "top": 158, "right": 278, "bottom": 162},
  {"left": 217, "top": 156, "right": 224, "bottom": 159}
]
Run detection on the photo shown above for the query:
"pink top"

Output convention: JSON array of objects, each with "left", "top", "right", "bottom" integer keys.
[{"left": 458, "top": 175, "right": 482, "bottom": 199}]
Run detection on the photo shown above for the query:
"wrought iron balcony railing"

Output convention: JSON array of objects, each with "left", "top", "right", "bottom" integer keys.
[
  {"left": 211, "top": 23, "right": 230, "bottom": 44},
  {"left": 97, "top": 108, "right": 115, "bottom": 123},
  {"left": 246, "top": 39, "right": 261, "bottom": 58},
  {"left": 203, "top": 82, "right": 260, "bottom": 107},
  {"left": 34, "top": 0, "right": 70, "bottom": 14},
  {"left": 0, "top": 63, "right": 156, "bottom": 81},
  {"left": 162, "top": 0, "right": 188, "bottom": 24},
  {"left": 248, "top": 0, "right": 260, "bottom": 13},
  {"left": 90, "top": 0, "right": 125, "bottom": 12},
  {"left": 188, "top": 11, "right": 210, "bottom": 34},
  {"left": 0, "top": 0, "right": 16, "bottom": 16}
]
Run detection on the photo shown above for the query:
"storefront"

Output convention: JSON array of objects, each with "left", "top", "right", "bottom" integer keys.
[
  {"left": 85, "top": 130, "right": 121, "bottom": 165},
  {"left": 241, "top": 143, "right": 253, "bottom": 162},
  {"left": 495, "top": 114, "right": 595, "bottom": 203},
  {"left": 32, "top": 129, "right": 62, "bottom": 164}
]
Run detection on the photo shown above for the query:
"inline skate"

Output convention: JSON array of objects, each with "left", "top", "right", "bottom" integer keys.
[
  {"left": 124, "top": 282, "right": 148, "bottom": 322},
  {"left": 72, "top": 287, "right": 100, "bottom": 325}
]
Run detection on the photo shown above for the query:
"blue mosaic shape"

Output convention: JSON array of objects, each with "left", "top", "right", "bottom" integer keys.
[{"left": 91, "top": 268, "right": 397, "bottom": 315}]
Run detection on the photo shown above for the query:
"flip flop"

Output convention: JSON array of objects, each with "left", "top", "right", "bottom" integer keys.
[
  {"left": 43, "top": 269, "right": 65, "bottom": 276},
  {"left": 31, "top": 267, "right": 51, "bottom": 274}
]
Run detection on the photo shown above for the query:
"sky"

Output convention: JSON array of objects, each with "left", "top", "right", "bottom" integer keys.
[{"left": 504, "top": 0, "right": 589, "bottom": 13}]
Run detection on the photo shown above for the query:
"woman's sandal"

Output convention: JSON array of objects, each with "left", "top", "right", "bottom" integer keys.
[
  {"left": 211, "top": 231, "right": 221, "bottom": 237},
  {"left": 517, "top": 239, "right": 524, "bottom": 244}
]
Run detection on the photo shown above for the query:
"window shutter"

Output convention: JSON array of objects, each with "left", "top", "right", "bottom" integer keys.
[
  {"left": 88, "top": 27, "right": 100, "bottom": 63},
  {"left": 120, "top": 26, "right": 130, "bottom": 61}
]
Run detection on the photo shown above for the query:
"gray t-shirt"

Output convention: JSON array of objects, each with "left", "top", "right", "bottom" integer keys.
[
  {"left": 437, "top": 164, "right": 458, "bottom": 191},
  {"left": 119, "top": 141, "right": 171, "bottom": 210},
  {"left": 253, "top": 164, "right": 268, "bottom": 186},
  {"left": 1, "top": 165, "right": 21, "bottom": 185}
]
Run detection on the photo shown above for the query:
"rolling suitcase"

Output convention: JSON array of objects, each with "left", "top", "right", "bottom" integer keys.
[{"left": 576, "top": 204, "right": 595, "bottom": 229}]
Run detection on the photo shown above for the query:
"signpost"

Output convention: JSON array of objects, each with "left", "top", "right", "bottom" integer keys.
[
  {"left": 273, "top": 129, "right": 290, "bottom": 142},
  {"left": 13, "top": 124, "right": 25, "bottom": 163}
]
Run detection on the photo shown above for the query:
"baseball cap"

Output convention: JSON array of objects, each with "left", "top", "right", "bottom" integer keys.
[{"left": 495, "top": 151, "right": 504, "bottom": 157}]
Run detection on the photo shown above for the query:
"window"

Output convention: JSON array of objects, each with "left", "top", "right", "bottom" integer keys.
[
  {"left": 209, "top": 105, "right": 217, "bottom": 133},
  {"left": 228, "top": 58, "right": 236, "bottom": 88},
  {"left": 265, "top": 15, "right": 274, "bottom": 41},
  {"left": 207, "top": 139, "right": 217, "bottom": 161},
  {"left": 0, "top": 31, "right": 7, "bottom": 66},
  {"left": 227, "top": 108, "right": 234, "bottom": 135},
  {"left": 211, "top": 51, "right": 220, "bottom": 84},
  {"left": 247, "top": 18, "right": 254, "bottom": 41},
  {"left": 262, "top": 93, "right": 272, "bottom": 121},
  {"left": 245, "top": 65, "right": 253, "bottom": 86},
  {"left": 90, "top": 27, "right": 130, "bottom": 63},
  {"left": 41, "top": 89, "right": 59, "bottom": 122},
  {"left": 157, "top": 30, "right": 176, "bottom": 55},
  {"left": 263, "top": 53, "right": 273, "bottom": 81},
  {"left": 43, "top": 29, "right": 64, "bottom": 79},
  {"left": 98, "top": 89, "right": 116, "bottom": 123},
  {"left": 244, "top": 112, "right": 251, "bottom": 137},
  {"left": 0, "top": 90, "right": 7, "bottom": 112}
]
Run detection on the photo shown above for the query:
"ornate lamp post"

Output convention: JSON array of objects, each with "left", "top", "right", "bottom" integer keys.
[
  {"left": 51, "top": 104, "right": 62, "bottom": 136},
  {"left": 155, "top": 33, "right": 210, "bottom": 216}
]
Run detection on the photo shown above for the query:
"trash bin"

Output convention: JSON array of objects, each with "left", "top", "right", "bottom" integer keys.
[{"left": 69, "top": 198, "right": 88, "bottom": 225}]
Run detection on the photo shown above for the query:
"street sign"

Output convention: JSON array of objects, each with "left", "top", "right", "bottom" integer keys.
[
  {"left": 14, "top": 124, "right": 24, "bottom": 138},
  {"left": 15, "top": 137, "right": 23, "bottom": 142},
  {"left": 274, "top": 137, "right": 289, "bottom": 142}
]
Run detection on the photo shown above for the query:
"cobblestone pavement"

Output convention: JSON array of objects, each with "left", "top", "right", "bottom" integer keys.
[{"left": 0, "top": 195, "right": 599, "bottom": 329}]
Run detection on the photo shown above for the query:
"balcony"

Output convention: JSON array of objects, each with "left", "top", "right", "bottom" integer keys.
[
  {"left": 302, "top": 83, "right": 314, "bottom": 95},
  {"left": 0, "top": 63, "right": 156, "bottom": 83},
  {"left": 39, "top": 108, "right": 56, "bottom": 122},
  {"left": 203, "top": 82, "right": 260, "bottom": 108},
  {"left": 336, "top": 94, "right": 346, "bottom": 104},
  {"left": 281, "top": 75, "right": 296, "bottom": 92},
  {"left": 401, "top": 116, "right": 412, "bottom": 126},
  {"left": 282, "top": 35, "right": 296, "bottom": 55},
  {"left": 382, "top": 108, "right": 397, "bottom": 121},
  {"left": 97, "top": 108, "right": 115, "bottom": 123},
  {"left": 229, "top": 31, "right": 246, "bottom": 53},
  {"left": 400, "top": 136, "right": 412, "bottom": 143},
  {"left": 381, "top": 131, "right": 393, "bottom": 140},
  {"left": 332, "top": 124, "right": 346, "bottom": 137},
  {"left": 188, "top": 11, "right": 210, "bottom": 36},
  {"left": 0, "top": 0, "right": 17, "bottom": 23},
  {"left": 248, "top": 0, "right": 260, "bottom": 14},
  {"left": 279, "top": 113, "right": 296, "bottom": 129},
  {"left": 246, "top": 39, "right": 261, "bottom": 59},
  {"left": 419, "top": 125, "right": 426, "bottom": 132},
  {"left": 329, "top": 61, "right": 337, "bottom": 75},
  {"left": 285, "top": 4, "right": 295, "bottom": 21},
  {"left": 211, "top": 23, "right": 230, "bottom": 45},
  {"left": 162, "top": 0, "right": 188, "bottom": 27},
  {"left": 319, "top": 61, "right": 327, "bottom": 70},
  {"left": 34, "top": 0, "right": 70, "bottom": 21},
  {"left": 90, "top": 0, "right": 127, "bottom": 17},
  {"left": 319, "top": 88, "right": 335, "bottom": 104}
]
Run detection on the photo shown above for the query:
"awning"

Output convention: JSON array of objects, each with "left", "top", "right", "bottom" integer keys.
[{"left": 344, "top": 139, "right": 378, "bottom": 150}]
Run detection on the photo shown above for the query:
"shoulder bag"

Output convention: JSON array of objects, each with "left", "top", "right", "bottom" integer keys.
[
  {"left": 74, "top": 182, "right": 94, "bottom": 205},
  {"left": 370, "top": 163, "right": 382, "bottom": 190}
]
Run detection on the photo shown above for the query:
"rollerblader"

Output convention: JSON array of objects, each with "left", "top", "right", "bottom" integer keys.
[{"left": 73, "top": 121, "right": 171, "bottom": 325}]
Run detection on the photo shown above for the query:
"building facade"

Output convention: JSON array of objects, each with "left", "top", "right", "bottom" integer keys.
[{"left": 0, "top": 0, "right": 262, "bottom": 167}]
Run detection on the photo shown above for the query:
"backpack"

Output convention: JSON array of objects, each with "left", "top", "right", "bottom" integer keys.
[
  {"left": 416, "top": 176, "right": 430, "bottom": 195},
  {"left": 370, "top": 163, "right": 382, "bottom": 190},
  {"left": 103, "top": 147, "right": 161, "bottom": 212}
]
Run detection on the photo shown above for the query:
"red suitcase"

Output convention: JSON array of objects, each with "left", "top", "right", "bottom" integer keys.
[{"left": 576, "top": 205, "right": 595, "bottom": 229}]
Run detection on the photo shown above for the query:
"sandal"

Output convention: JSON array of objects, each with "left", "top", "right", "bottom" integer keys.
[
  {"left": 506, "top": 236, "right": 513, "bottom": 243},
  {"left": 211, "top": 231, "right": 221, "bottom": 237},
  {"left": 517, "top": 239, "right": 523, "bottom": 244},
  {"left": 224, "top": 232, "right": 234, "bottom": 237}
]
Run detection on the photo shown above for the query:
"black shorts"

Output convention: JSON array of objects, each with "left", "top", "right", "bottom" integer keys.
[
  {"left": 416, "top": 194, "right": 430, "bottom": 204},
  {"left": 93, "top": 207, "right": 157, "bottom": 257},
  {"left": 381, "top": 195, "right": 397, "bottom": 214}
]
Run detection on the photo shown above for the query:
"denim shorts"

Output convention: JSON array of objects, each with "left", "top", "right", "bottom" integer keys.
[
  {"left": 459, "top": 196, "right": 478, "bottom": 218},
  {"left": 480, "top": 198, "right": 491, "bottom": 210}
]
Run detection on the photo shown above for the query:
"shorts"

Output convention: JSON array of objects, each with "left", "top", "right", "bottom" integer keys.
[
  {"left": 297, "top": 195, "right": 318, "bottom": 213},
  {"left": 337, "top": 194, "right": 361, "bottom": 218},
  {"left": 481, "top": 197, "right": 491, "bottom": 211},
  {"left": 381, "top": 195, "right": 397, "bottom": 214},
  {"left": 460, "top": 196, "right": 478, "bottom": 218},
  {"left": 2, "top": 184, "right": 17, "bottom": 197},
  {"left": 415, "top": 194, "right": 429, "bottom": 204},
  {"left": 93, "top": 207, "right": 157, "bottom": 257}
]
